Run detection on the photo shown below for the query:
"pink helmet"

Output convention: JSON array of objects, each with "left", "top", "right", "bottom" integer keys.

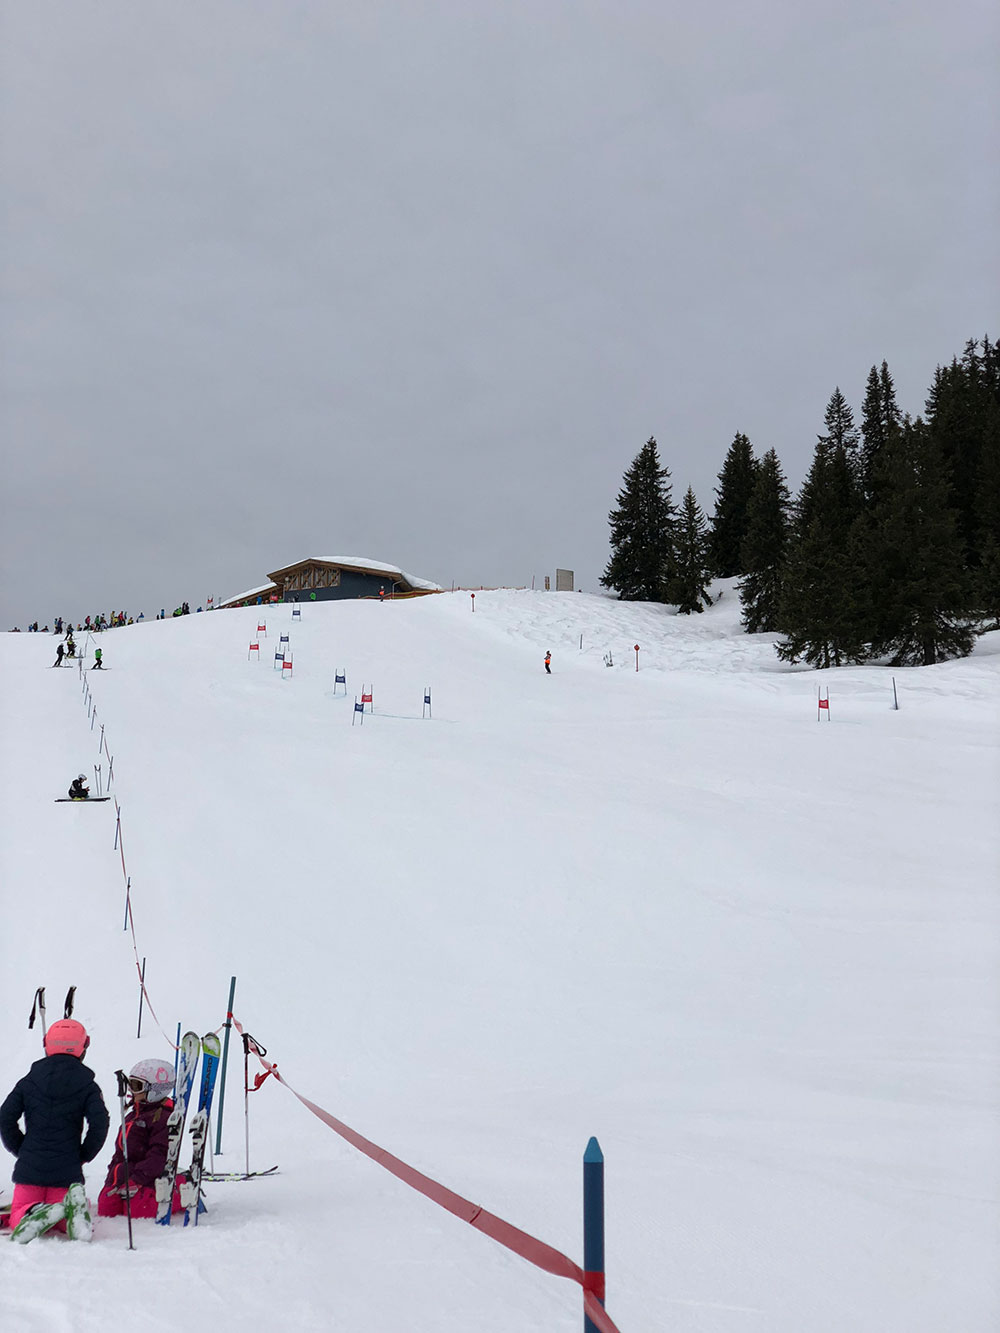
[{"left": 44, "top": 1019, "right": 90, "bottom": 1058}]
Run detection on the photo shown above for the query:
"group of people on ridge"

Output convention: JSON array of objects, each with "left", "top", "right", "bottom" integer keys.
[{"left": 1, "top": 1019, "right": 188, "bottom": 1242}]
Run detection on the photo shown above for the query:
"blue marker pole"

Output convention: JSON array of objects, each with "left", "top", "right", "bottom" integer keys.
[
  {"left": 583, "top": 1137, "right": 605, "bottom": 1333},
  {"left": 214, "top": 976, "right": 237, "bottom": 1154}
]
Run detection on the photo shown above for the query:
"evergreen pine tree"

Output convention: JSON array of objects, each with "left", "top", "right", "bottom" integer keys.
[
  {"left": 925, "top": 337, "right": 1000, "bottom": 568},
  {"left": 709, "top": 432, "right": 757, "bottom": 577},
  {"left": 864, "top": 417, "right": 974, "bottom": 665},
  {"left": 738, "top": 449, "right": 791, "bottom": 633},
  {"left": 822, "top": 386, "right": 861, "bottom": 488},
  {"left": 823, "top": 386, "right": 860, "bottom": 453},
  {"left": 775, "top": 426, "right": 868, "bottom": 667},
  {"left": 669, "top": 487, "right": 714, "bottom": 613},
  {"left": 970, "top": 386, "right": 1000, "bottom": 627},
  {"left": 860, "top": 360, "right": 901, "bottom": 502},
  {"left": 600, "top": 437, "right": 676, "bottom": 601}
]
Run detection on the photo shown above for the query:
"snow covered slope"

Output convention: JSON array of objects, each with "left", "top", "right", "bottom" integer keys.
[{"left": 1, "top": 588, "right": 997, "bottom": 1331}]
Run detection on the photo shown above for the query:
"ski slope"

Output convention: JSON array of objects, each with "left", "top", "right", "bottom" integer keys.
[{"left": 1, "top": 587, "right": 998, "bottom": 1332}]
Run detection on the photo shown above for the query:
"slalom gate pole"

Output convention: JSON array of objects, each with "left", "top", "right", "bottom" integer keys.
[
  {"left": 214, "top": 976, "right": 237, "bottom": 1155},
  {"left": 583, "top": 1138, "right": 606, "bottom": 1333},
  {"left": 114, "top": 1070, "right": 136, "bottom": 1250},
  {"left": 892, "top": 676, "right": 899, "bottom": 710},
  {"left": 123, "top": 877, "right": 132, "bottom": 932},
  {"left": 136, "top": 957, "right": 146, "bottom": 1038},
  {"left": 174, "top": 1024, "right": 181, "bottom": 1085}
]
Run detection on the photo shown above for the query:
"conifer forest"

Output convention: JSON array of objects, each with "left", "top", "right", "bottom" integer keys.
[{"left": 601, "top": 336, "right": 1000, "bottom": 668}]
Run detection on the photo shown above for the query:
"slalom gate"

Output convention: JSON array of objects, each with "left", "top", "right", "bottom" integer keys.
[{"left": 72, "top": 646, "right": 623, "bottom": 1331}]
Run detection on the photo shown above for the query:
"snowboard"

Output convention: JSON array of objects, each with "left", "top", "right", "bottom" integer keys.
[{"left": 55, "top": 797, "right": 111, "bottom": 803}]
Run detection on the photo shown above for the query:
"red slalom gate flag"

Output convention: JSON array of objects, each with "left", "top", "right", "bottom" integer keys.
[{"left": 818, "top": 688, "right": 830, "bottom": 719}]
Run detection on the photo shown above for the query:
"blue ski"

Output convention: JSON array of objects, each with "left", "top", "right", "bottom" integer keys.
[{"left": 180, "top": 1033, "right": 222, "bottom": 1225}]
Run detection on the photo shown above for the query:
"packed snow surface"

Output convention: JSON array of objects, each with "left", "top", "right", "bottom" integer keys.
[{"left": 1, "top": 586, "right": 997, "bottom": 1331}]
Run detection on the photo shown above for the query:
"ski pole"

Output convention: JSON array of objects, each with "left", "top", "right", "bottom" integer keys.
[
  {"left": 28, "top": 988, "right": 46, "bottom": 1049},
  {"left": 242, "top": 1032, "right": 266, "bottom": 1179},
  {"left": 243, "top": 1033, "right": 251, "bottom": 1179},
  {"left": 114, "top": 1070, "right": 136, "bottom": 1251}
]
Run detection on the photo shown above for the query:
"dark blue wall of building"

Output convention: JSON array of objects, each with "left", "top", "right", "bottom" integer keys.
[{"left": 284, "top": 570, "right": 399, "bottom": 602}]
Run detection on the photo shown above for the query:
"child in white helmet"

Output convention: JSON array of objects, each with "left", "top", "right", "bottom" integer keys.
[{"left": 98, "top": 1058, "right": 186, "bottom": 1219}]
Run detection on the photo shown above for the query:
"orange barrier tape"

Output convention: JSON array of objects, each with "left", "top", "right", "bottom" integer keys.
[{"left": 232, "top": 1017, "right": 622, "bottom": 1333}]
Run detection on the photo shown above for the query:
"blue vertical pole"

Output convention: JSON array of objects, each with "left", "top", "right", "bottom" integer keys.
[
  {"left": 173, "top": 1023, "right": 181, "bottom": 1087},
  {"left": 214, "top": 976, "right": 237, "bottom": 1154},
  {"left": 583, "top": 1137, "right": 605, "bottom": 1333}
]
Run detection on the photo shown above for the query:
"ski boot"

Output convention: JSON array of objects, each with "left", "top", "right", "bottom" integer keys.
[
  {"left": 10, "top": 1199, "right": 66, "bottom": 1244},
  {"left": 64, "top": 1183, "right": 93, "bottom": 1241}
]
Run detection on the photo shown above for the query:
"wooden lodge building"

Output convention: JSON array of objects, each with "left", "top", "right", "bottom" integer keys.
[{"left": 220, "top": 557, "right": 441, "bottom": 608}]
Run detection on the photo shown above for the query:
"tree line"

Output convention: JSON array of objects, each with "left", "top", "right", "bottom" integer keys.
[{"left": 600, "top": 336, "right": 1000, "bottom": 667}]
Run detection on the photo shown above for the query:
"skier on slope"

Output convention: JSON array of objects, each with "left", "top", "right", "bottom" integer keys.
[
  {"left": 68, "top": 774, "right": 90, "bottom": 800},
  {"left": 98, "top": 1060, "right": 186, "bottom": 1219},
  {"left": 544, "top": 650, "right": 552, "bottom": 674},
  {"left": 53, "top": 642, "right": 65, "bottom": 668},
  {"left": 93, "top": 647, "right": 103, "bottom": 670},
  {"left": 0, "top": 1020, "right": 109, "bottom": 1242}
]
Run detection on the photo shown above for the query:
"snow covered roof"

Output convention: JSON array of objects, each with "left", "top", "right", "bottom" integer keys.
[
  {"left": 218, "top": 582, "right": 277, "bottom": 607},
  {"left": 268, "top": 556, "right": 442, "bottom": 592}
]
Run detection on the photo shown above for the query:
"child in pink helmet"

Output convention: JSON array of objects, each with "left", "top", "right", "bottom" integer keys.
[{"left": 0, "top": 1019, "right": 109, "bottom": 1242}]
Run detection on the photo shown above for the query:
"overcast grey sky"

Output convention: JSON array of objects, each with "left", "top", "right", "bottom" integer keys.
[{"left": 2, "top": 0, "right": 997, "bottom": 626}]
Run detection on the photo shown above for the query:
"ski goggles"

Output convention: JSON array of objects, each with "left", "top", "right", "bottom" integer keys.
[{"left": 127, "top": 1077, "right": 149, "bottom": 1094}]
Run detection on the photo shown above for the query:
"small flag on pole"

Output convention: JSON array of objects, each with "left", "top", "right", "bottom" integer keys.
[{"left": 818, "top": 687, "right": 830, "bottom": 720}]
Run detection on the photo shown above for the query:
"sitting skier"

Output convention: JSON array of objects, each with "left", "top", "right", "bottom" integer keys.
[
  {"left": 0, "top": 1020, "right": 109, "bottom": 1242},
  {"left": 68, "top": 774, "right": 89, "bottom": 800},
  {"left": 98, "top": 1060, "right": 185, "bottom": 1218}
]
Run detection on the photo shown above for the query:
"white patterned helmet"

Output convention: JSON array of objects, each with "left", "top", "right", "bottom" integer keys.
[{"left": 128, "top": 1058, "right": 175, "bottom": 1103}]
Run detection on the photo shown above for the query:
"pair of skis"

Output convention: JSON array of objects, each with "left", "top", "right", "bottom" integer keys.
[{"left": 155, "top": 1031, "right": 221, "bottom": 1226}]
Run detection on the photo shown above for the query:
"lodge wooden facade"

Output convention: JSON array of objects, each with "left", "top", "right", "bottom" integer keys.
[{"left": 222, "top": 558, "right": 437, "bottom": 606}]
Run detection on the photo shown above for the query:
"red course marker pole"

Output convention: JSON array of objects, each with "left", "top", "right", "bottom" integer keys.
[
  {"left": 634, "top": 644, "right": 640, "bottom": 672},
  {"left": 471, "top": 593, "right": 475, "bottom": 613}
]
